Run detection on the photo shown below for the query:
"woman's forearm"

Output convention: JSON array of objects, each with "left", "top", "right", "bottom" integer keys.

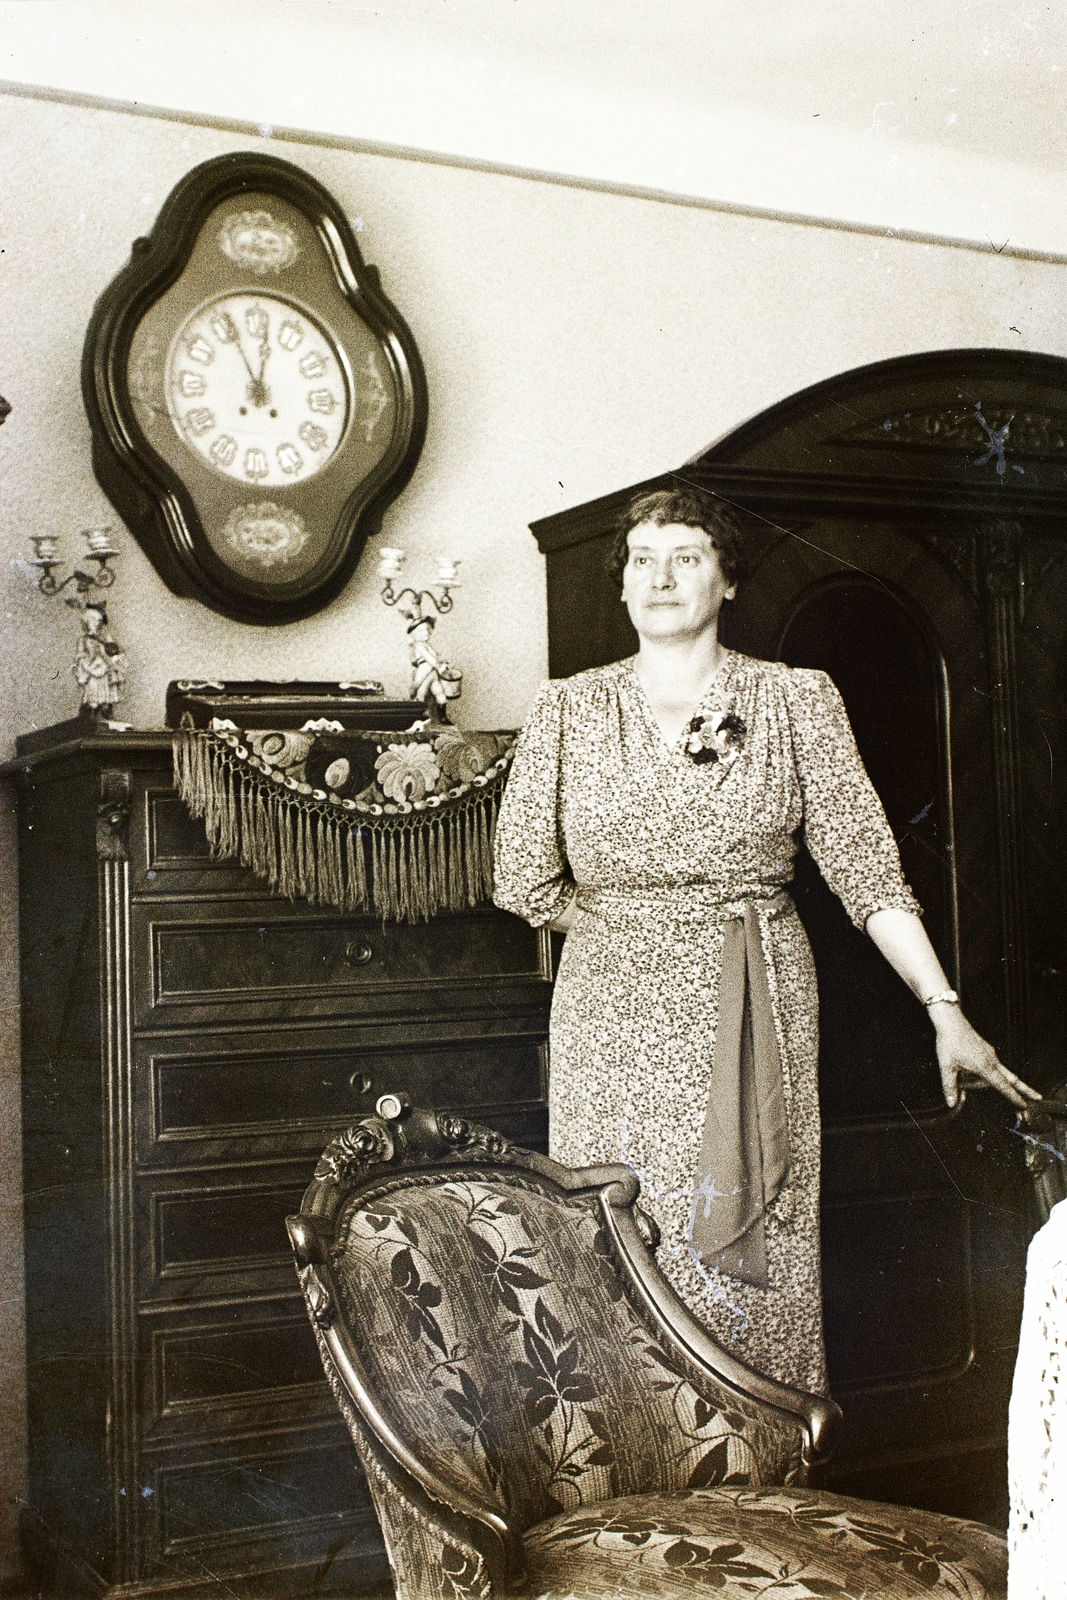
[{"left": 864, "top": 908, "right": 951, "bottom": 1002}]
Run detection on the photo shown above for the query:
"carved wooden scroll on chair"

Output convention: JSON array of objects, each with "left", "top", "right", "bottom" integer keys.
[{"left": 288, "top": 1104, "right": 1008, "bottom": 1599}]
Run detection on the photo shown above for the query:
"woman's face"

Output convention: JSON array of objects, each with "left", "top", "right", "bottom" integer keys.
[{"left": 621, "top": 521, "right": 735, "bottom": 644}]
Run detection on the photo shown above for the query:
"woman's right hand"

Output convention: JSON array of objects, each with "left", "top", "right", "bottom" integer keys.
[{"left": 931, "top": 1003, "right": 1042, "bottom": 1110}]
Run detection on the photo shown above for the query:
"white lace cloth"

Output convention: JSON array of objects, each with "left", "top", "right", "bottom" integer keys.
[{"left": 1009, "top": 1196, "right": 1065, "bottom": 1599}]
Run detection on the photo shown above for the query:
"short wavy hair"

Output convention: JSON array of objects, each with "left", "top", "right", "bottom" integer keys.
[{"left": 605, "top": 487, "right": 749, "bottom": 591}]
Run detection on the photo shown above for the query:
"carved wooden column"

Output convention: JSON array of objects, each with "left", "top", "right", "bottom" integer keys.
[
  {"left": 98, "top": 770, "right": 138, "bottom": 1582},
  {"left": 980, "top": 522, "right": 1029, "bottom": 1074}
]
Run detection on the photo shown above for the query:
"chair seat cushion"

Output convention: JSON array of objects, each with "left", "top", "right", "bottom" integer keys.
[{"left": 522, "top": 1487, "right": 1006, "bottom": 1598}]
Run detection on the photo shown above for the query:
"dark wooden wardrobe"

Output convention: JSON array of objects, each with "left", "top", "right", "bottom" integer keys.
[{"left": 530, "top": 348, "right": 1067, "bottom": 1524}]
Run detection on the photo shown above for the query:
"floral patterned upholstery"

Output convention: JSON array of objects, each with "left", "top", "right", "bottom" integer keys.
[
  {"left": 289, "top": 1110, "right": 1007, "bottom": 1600},
  {"left": 331, "top": 1174, "right": 803, "bottom": 1535},
  {"left": 525, "top": 1489, "right": 1007, "bottom": 1598}
]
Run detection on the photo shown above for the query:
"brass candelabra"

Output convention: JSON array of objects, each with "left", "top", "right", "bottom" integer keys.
[
  {"left": 377, "top": 547, "right": 460, "bottom": 616},
  {"left": 29, "top": 527, "right": 119, "bottom": 599}
]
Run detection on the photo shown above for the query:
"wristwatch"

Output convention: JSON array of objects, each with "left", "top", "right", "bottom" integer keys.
[{"left": 923, "top": 989, "right": 960, "bottom": 1008}]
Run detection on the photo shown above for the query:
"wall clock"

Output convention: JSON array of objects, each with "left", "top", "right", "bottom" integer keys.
[{"left": 82, "top": 152, "right": 427, "bottom": 624}]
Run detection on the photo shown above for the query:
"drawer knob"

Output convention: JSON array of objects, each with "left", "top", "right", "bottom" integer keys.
[
  {"left": 344, "top": 940, "right": 374, "bottom": 966},
  {"left": 349, "top": 1073, "right": 374, "bottom": 1095},
  {"left": 376, "top": 1092, "right": 411, "bottom": 1122}
]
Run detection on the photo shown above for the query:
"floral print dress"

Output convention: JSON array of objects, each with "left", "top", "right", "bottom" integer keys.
[{"left": 492, "top": 652, "right": 920, "bottom": 1396}]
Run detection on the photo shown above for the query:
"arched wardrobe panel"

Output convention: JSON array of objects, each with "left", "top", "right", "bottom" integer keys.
[{"left": 777, "top": 574, "right": 953, "bottom": 1126}]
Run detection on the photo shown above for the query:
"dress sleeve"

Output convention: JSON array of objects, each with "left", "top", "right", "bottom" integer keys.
[
  {"left": 787, "top": 668, "right": 922, "bottom": 931},
  {"left": 492, "top": 679, "right": 576, "bottom": 927}
]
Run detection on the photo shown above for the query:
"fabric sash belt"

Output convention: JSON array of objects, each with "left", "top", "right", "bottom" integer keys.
[
  {"left": 575, "top": 884, "right": 793, "bottom": 1291},
  {"left": 689, "top": 893, "right": 791, "bottom": 1290}
]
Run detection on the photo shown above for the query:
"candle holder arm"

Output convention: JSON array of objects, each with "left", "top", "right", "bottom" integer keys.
[{"left": 379, "top": 581, "right": 454, "bottom": 615}]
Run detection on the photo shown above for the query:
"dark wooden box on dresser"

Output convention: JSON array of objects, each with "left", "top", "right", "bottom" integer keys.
[{"left": 7, "top": 728, "right": 552, "bottom": 1598}]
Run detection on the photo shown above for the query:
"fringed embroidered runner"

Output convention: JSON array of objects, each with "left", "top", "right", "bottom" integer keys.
[{"left": 173, "top": 723, "right": 516, "bottom": 922}]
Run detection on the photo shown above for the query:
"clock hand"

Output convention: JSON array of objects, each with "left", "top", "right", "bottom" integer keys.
[
  {"left": 239, "top": 327, "right": 269, "bottom": 401},
  {"left": 233, "top": 338, "right": 269, "bottom": 407},
  {"left": 223, "top": 317, "right": 270, "bottom": 404},
  {"left": 211, "top": 310, "right": 260, "bottom": 384},
  {"left": 247, "top": 351, "right": 271, "bottom": 409},
  {"left": 238, "top": 304, "right": 272, "bottom": 407},
  {"left": 235, "top": 329, "right": 271, "bottom": 409},
  {"left": 255, "top": 337, "right": 271, "bottom": 386}
]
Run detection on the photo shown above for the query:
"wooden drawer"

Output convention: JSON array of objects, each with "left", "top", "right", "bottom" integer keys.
[
  {"left": 135, "top": 1021, "right": 549, "bottom": 1165},
  {"left": 143, "top": 788, "right": 221, "bottom": 876},
  {"left": 133, "top": 902, "right": 550, "bottom": 1027},
  {"left": 136, "top": 1421, "right": 383, "bottom": 1591},
  {"left": 139, "top": 1161, "right": 310, "bottom": 1301},
  {"left": 139, "top": 1294, "right": 332, "bottom": 1443}
]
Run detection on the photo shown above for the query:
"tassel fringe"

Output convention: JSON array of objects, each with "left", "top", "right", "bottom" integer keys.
[{"left": 173, "top": 732, "right": 508, "bottom": 923}]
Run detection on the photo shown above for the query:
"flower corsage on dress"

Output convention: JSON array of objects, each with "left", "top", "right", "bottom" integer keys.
[{"left": 682, "top": 704, "right": 747, "bottom": 769}]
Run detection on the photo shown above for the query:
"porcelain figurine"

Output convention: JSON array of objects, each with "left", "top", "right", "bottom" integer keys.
[{"left": 73, "top": 601, "right": 128, "bottom": 718}]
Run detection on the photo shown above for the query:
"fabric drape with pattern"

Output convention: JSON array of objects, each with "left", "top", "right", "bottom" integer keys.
[{"left": 174, "top": 723, "right": 515, "bottom": 922}]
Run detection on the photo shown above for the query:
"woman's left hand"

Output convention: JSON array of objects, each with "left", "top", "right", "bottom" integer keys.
[{"left": 931, "top": 1004, "right": 1042, "bottom": 1110}]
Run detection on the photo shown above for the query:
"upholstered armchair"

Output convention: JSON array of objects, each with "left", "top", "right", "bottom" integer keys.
[{"left": 288, "top": 1104, "right": 1007, "bottom": 1599}]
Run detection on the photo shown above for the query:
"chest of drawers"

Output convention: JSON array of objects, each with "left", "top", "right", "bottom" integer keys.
[{"left": 7, "top": 731, "right": 551, "bottom": 1596}]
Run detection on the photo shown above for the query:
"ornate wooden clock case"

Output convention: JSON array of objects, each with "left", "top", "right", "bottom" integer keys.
[{"left": 82, "top": 151, "right": 427, "bottom": 624}]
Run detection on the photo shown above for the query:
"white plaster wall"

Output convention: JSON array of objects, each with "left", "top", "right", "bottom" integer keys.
[
  {"left": 1, "top": 87, "right": 1065, "bottom": 1577},
  {"left": 5, "top": 1, "right": 1067, "bottom": 255}
]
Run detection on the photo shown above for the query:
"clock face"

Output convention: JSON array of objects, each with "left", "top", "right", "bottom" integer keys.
[{"left": 165, "top": 293, "right": 351, "bottom": 487}]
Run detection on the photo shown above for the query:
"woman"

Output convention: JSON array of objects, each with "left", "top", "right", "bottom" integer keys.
[{"left": 493, "top": 486, "right": 1038, "bottom": 1397}]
